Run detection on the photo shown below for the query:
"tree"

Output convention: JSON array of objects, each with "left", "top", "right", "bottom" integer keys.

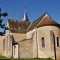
[{"left": 0, "top": 8, "right": 8, "bottom": 36}]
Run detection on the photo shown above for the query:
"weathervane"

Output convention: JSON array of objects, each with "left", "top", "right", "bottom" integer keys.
[{"left": 0, "top": 8, "right": 8, "bottom": 36}]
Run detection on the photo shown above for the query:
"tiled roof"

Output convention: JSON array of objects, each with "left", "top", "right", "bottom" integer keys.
[
  {"left": 27, "top": 13, "right": 60, "bottom": 31},
  {"left": 8, "top": 19, "right": 31, "bottom": 32},
  {"left": 27, "top": 13, "right": 46, "bottom": 31},
  {"left": 36, "top": 13, "right": 60, "bottom": 28}
]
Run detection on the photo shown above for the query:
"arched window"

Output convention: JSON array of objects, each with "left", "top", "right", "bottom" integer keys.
[
  {"left": 41, "top": 37, "right": 45, "bottom": 48},
  {"left": 57, "top": 37, "right": 59, "bottom": 47}
]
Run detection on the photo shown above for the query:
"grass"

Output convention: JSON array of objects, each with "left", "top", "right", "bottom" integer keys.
[
  {"left": 0, "top": 58, "right": 53, "bottom": 60},
  {"left": 0, "top": 55, "right": 6, "bottom": 59},
  {"left": 0, "top": 56, "right": 53, "bottom": 60},
  {"left": 17, "top": 58, "right": 53, "bottom": 60}
]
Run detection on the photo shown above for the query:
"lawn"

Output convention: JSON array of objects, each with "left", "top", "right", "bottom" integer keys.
[
  {"left": 0, "top": 56, "right": 53, "bottom": 60},
  {"left": 0, "top": 58, "right": 53, "bottom": 60}
]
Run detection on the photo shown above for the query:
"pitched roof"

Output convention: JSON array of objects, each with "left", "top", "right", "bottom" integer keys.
[
  {"left": 27, "top": 13, "right": 46, "bottom": 31},
  {"left": 8, "top": 19, "right": 31, "bottom": 32},
  {"left": 27, "top": 13, "right": 60, "bottom": 31},
  {"left": 36, "top": 13, "right": 60, "bottom": 28}
]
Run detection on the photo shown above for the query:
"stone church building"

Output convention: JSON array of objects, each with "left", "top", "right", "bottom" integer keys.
[{"left": 0, "top": 10, "right": 60, "bottom": 59}]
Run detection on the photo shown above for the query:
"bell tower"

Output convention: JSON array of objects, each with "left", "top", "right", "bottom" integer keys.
[{"left": 22, "top": 5, "right": 29, "bottom": 22}]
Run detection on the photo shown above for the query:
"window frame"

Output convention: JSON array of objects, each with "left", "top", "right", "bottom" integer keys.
[
  {"left": 41, "top": 37, "right": 45, "bottom": 48},
  {"left": 56, "top": 37, "right": 59, "bottom": 47}
]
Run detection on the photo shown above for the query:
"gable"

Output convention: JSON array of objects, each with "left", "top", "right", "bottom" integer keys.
[
  {"left": 27, "top": 13, "right": 60, "bottom": 31},
  {"left": 36, "top": 13, "right": 60, "bottom": 28},
  {"left": 27, "top": 13, "right": 46, "bottom": 31}
]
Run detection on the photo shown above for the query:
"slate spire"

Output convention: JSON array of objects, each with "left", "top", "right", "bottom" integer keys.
[{"left": 22, "top": 10, "right": 29, "bottom": 22}]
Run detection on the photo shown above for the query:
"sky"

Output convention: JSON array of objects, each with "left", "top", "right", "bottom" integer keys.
[{"left": 0, "top": 0, "right": 60, "bottom": 32}]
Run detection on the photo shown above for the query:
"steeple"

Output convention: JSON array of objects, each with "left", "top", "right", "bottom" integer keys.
[{"left": 22, "top": 10, "right": 29, "bottom": 22}]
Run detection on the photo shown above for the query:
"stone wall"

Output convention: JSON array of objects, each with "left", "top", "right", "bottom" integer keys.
[
  {"left": 18, "top": 39, "right": 33, "bottom": 58},
  {"left": 37, "top": 26, "right": 60, "bottom": 59},
  {"left": 56, "top": 28, "right": 60, "bottom": 59},
  {"left": 26, "top": 29, "right": 38, "bottom": 58},
  {"left": 12, "top": 33, "right": 26, "bottom": 42},
  {"left": 0, "top": 36, "right": 4, "bottom": 55},
  {"left": 26, "top": 26, "right": 60, "bottom": 59}
]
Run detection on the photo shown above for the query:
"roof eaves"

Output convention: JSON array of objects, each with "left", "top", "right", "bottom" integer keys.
[{"left": 26, "top": 22, "right": 32, "bottom": 31}]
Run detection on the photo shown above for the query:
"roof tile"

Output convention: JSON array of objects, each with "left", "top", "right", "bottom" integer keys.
[
  {"left": 8, "top": 19, "right": 31, "bottom": 32},
  {"left": 28, "top": 13, "right": 60, "bottom": 31}
]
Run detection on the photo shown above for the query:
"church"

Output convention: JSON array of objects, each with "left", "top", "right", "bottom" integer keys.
[{"left": 0, "top": 10, "right": 60, "bottom": 59}]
